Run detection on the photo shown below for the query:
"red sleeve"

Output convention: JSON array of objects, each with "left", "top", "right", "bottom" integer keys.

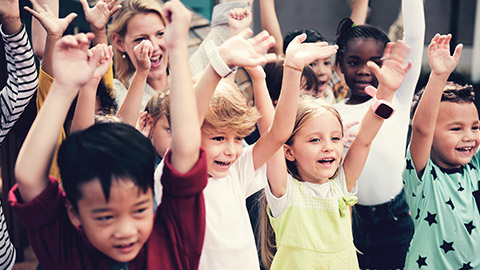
[{"left": 147, "top": 148, "right": 207, "bottom": 270}]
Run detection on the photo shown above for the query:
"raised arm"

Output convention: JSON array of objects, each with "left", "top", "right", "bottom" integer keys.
[
  {"left": 410, "top": 34, "right": 462, "bottom": 174},
  {"left": 14, "top": 33, "right": 106, "bottom": 203},
  {"left": 349, "top": 0, "right": 369, "bottom": 25},
  {"left": 0, "top": 0, "right": 38, "bottom": 143},
  {"left": 253, "top": 35, "right": 338, "bottom": 196},
  {"left": 259, "top": 0, "right": 282, "bottom": 55},
  {"left": 115, "top": 40, "right": 153, "bottom": 126},
  {"left": 343, "top": 41, "right": 411, "bottom": 191}
]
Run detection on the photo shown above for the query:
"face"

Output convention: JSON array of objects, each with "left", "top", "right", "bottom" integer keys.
[
  {"left": 68, "top": 179, "right": 154, "bottom": 263},
  {"left": 116, "top": 12, "right": 168, "bottom": 83},
  {"left": 431, "top": 102, "right": 480, "bottom": 169},
  {"left": 201, "top": 129, "right": 243, "bottom": 178},
  {"left": 285, "top": 112, "right": 343, "bottom": 184},
  {"left": 309, "top": 55, "right": 333, "bottom": 93},
  {"left": 151, "top": 115, "right": 171, "bottom": 159},
  {"left": 340, "top": 38, "right": 384, "bottom": 100}
]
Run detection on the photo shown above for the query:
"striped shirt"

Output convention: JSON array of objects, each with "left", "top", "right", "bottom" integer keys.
[{"left": 0, "top": 24, "right": 39, "bottom": 270}]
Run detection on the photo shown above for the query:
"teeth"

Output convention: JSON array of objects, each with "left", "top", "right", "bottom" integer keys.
[
  {"left": 150, "top": 55, "right": 160, "bottom": 61},
  {"left": 457, "top": 147, "right": 472, "bottom": 151},
  {"left": 215, "top": 161, "right": 231, "bottom": 166},
  {"left": 318, "top": 158, "right": 334, "bottom": 163}
]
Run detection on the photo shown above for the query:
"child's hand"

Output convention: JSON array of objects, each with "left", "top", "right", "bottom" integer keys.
[
  {"left": 52, "top": 33, "right": 104, "bottom": 89},
  {"left": 342, "top": 120, "right": 359, "bottom": 148},
  {"left": 218, "top": 29, "right": 277, "bottom": 68},
  {"left": 284, "top": 33, "right": 338, "bottom": 71},
  {"left": 428, "top": 34, "right": 462, "bottom": 77},
  {"left": 80, "top": 0, "right": 121, "bottom": 32},
  {"left": 132, "top": 40, "right": 153, "bottom": 72},
  {"left": 163, "top": 0, "right": 191, "bottom": 50},
  {"left": 135, "top": 111, "right": 152, "bottom": 138},
  {"left": 25, "top": 0, "right": 77, "bottom": 37},
  {"left": 366, "top": 40, "right": 412, "bottom": 93},
  {"left": 228, "top": 8, "right": 252, "bottom": 37},
  {"left": 87, "top": 43, "right": 113, "bottom": 81}
]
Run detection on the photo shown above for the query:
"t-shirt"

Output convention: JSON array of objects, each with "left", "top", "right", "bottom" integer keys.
[
  {"left": 10, "top": 149, "right": 208, "bottom": 270},
  {"left": 154, "top": 145, "right": 267, "bottom": 269},
  {"left": 403, "top": 147, "right": 480, "bottom": 269}
]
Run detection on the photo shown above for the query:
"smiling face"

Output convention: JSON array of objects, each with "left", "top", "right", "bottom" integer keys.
[
  {"left": 285, "top": 111, "right": 344, "bottom": 184},
  {"left": 68, "top": 179, "right": 154, "bottom": 263},
  {"left": 115, "top": 12, "right": 168, "bottom": 85},
  {"left": 201, "top": 129, "right": 243, "bottom": 178},
  {"left": 340, "top": 38, "right": 385, "bottom": 104},
  {"left": 431, "top": 101, "right": 480, "bottom": 169},
  {"left": 150, "top": 115, "right": 171, "bottom": 159},
  {"left": 309, "top": 56, "right": 333, "bottom": 93}
]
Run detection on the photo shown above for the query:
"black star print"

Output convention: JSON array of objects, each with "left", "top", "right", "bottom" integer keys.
[
  {"left": 424, "top": 211, "right": 438, "bottom": 226},
  {"left": 412, "top": 192, "right": 416, "bottom": 197},
  {"left": 446, "top": 198, "right": 455, "bottom": 210},
  {"left": 459, "top": 262, "right": 473, "bottom": 270},
  {"left": 468, "top": 163, "right": 476, "bottom": 170},
  {"left": 406, "top": 159, "right": 414, "bottom": 171},
  {"left": 416, "top": 255, "right": 428, "bottom": 268},
  {"left": 431, "top": 167, "right": 437, "bottom": 180},
  {"left": 439, "top": 240, "right": 454, "bottom": 254},
  {"left": 464, "top": 221, "right": 476, "bottom": 235},
  {"left": 458, "top": 183, "right": 465, "bottom": 192},
  {"left": 415, "top": 209, "right": 420, "bottom": 220}
]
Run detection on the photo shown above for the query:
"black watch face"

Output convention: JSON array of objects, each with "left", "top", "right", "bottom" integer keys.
[{"left": 376, "top": 103, "right": 393, "bottom": 119}]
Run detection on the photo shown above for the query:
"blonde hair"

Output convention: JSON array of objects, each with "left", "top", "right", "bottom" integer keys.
[
  {"left": 107, "top": 0, "right": 166, "bottom": 88},
  {"left": 260, "top": 96, "right": 344, "bottom": 268},
  {"left": 202, "top": 79, "right": 260, "bottom": 137}
]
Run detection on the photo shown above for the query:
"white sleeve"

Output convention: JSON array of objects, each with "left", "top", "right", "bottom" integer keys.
[
  {"left": 395, "top": 0, "right": 425, "bottom": 105},
  {"left": 265, "top": 174, "right": 291, "bottom": 218},
  {"left": 0, "top": 24, "right": 38, "bottom": 144},
  {"left": 234, "top": 145, "right": 267, "bottom": 198},
  {"left": 335, "top": 165, "right": 358, "bottom": 196}
]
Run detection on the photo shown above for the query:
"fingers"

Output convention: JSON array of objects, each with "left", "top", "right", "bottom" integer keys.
[
  {"left": 250, "top": 30, "right": 275, "bottom": 52},
  {"left": 64, "top": 12, "right": 78, "bottom": 24},
  {"left": 79, "top": 0, "right": 90, "bottom": 11},
  {"left": 452, "top": 43, "right": 463, "bottom": 63},
  {"left": 366, "top": 60, "right": 381, "bottom": 78},
  {"left": 344, "top": 121, "right": 360, "bottom": 129}
]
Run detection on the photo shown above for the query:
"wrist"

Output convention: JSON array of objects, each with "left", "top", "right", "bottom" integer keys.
[
  {"left": 1, "top": 17, "right": 21, "bottom": 35},
  {"left": 207, "top": 40, "right": 237, "bottom": 78},
  {"left": 430, "top": 72, "right": 450, "bottom": 81}
]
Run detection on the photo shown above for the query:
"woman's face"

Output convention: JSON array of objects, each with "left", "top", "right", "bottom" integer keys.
[{"left": 116, "top": 12, "right": 168, "bottom": 82}]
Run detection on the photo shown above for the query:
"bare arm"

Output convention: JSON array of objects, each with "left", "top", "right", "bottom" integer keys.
[
  {"left": 349, "top": 0, "right": 369, "bottom": 25},
  {"left": 410, "top": 34, "right": 462, "bottom": 174},
  {"left": 259, "top": 0, "right": 283, "bottom": 55},
  {"left": 30, "top": 0, "right": 57, "bottom": 59},
  {"left": 343, "top": 41, "right": 411, "bottom": 191}
]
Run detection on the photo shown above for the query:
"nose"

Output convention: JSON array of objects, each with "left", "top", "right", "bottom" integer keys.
[
  {"left": 322, "top": 140, "right": 333, "bottom": 153},
  {"left": 356, "top": 63, "right": 372, "bottom": 76},
  {"left": 463, "top": 129, "right": 476, "bottom": 141},
  {"left": 113, "top": 218, "right": 137, "bottom": 239},
  {"left": 224, "top": 139, "right": 237, "bottom": 156}
]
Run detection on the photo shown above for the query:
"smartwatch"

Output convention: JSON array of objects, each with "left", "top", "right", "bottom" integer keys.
[{"left": 365, "top": 85, "right": 396, "bottom": 119}]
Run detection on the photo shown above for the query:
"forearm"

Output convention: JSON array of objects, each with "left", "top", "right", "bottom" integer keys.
[
  {"left": 195, "top": 64, "right": 221, "bottom": 124},
  {"left": 15, "top": 81, "right": 77, "bottom": 203},
  {"left": 259, "top": 0, "right": 283, "bottom": 55},
  {"left": 252, "top": 76, "right": 274, "bottom": 135},
  {"left": 349, "top": 0, "right": 369, "bottom": 25},
  {"left": 169, "top": 43, "right": 200, "bottom": 173},
  {"left": 70, "top": 80, "right": 98, "bottom": 133},
  {"left": 116, "top": 70, "right": 148, "bottom": 126},
  {"left": 1, "top": 16, "right": 21, "bottom": 35},
  {"left": 91, "top": 27, "right": 108, "bottom": 45},
  {"left": 41, "top": 34, "right": 61, "bottom": 76}
]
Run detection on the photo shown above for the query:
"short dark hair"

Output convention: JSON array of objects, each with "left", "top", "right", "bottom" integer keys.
[
  {"left": 410, "top": 81, "right": 475, "bottom": 119},
  {"left": 58, "top": 122, "right": 155, "bottom": 210},
  {"left": 335, "top": 18, "right": 390, "bottom": 65},
  {"left": 283, "top": 28, "right": 326, "bottom": 54}
]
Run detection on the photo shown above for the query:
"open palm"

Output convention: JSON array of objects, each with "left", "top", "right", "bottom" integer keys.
[
  {"left": 285, "top": 33, "right": 338, "bottom": 70},
  {"left": 81, "top": 0, "right": 121, "bottom": 31},
  {"left": 25, "top": 0, "right": 76, "bottom": 36},
  {"left": 428, "top": 34, "right": 462, "bottom": 76}
]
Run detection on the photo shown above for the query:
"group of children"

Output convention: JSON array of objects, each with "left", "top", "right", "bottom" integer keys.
[{"left": 0, "top": 0, "right": 478, "bottom": 269}]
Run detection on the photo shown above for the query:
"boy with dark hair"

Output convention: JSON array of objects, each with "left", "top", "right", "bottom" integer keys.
[
  {"left": 405, "top": 33, "right": 480, "bottom": 269},
  {"left": 10, "top": 1, "right": 209, "bottom": 269}
]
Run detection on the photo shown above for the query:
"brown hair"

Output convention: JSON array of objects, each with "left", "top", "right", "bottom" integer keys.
[
  {"left": 107, "top": 0, "right": 166, "bottom": 88},
  {"left": 202, "top": 79, "right": 260, "bottom": 138}
]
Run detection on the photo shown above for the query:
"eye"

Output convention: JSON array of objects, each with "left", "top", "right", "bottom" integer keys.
[
  {"left": 166, "top": 127, "right": 171, "bottom": 134},
  {"left": 373, "top": 60, "right": 383, "bottom": 67},
  {"left": 324, "top": 60, "right": 331, "bottom": 66},
  {"left": 472, "top": 125, "right": 479, "bottom": 131},
  {"left": 212, "top": 136, "right": 224, "bottom": 142},
  {"left": 134, "top": 208, "right": 148, "bottom": 215},
  {"left": 450, "top": 127, "right": 461, "bottom": 131},
  {"left": 95, "top": 215, "right": 113, "bottom": 222},
  {"left": 235, "top": 137, "right": 243, "bottom": 141},
  {"left": 309, "top": 61, "right": 317, "bottom": 68},
  {"left": 332, "top": 136, "right": 342, "bottom": 141},
  {"left": 309, "top": 138, "right": 320, "bottom": 143},
  {"left": 157, "top": 31, "right": 164, "bottom": 38},
  {"left": 134, "top": 37, "right": 146, "bottom": 43},
  {"left": 347, "top": 61, "right": 358, "bottom": 67}
]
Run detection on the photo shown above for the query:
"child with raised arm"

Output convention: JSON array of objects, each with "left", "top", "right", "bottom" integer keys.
[
  {"left": 10, "top": 1, "right": 208, "bottom": 269},
  {"left": 404, "top": 34, "right": 480, "bottom": 269},
  {"left": 263, "top": 40, "right": 411, "bottom": 269}
]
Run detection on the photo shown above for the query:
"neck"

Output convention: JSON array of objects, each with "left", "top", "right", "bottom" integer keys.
[
  {"left": 346, "top": 94, "right": 372, "bottom": 105},
  {"left": 148, "top": 75, "right": 168, "bottom": 92}
]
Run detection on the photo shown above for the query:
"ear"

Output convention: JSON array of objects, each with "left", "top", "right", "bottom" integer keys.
[
  {"left": 145, "top": 114, "right": 155, "bottom": 138},
  {"left": 66, "top": 200, "right": 82, "bottom": 228},
  {"left": 111, "top": 33, "right": 126, "bottom": 53},
  {"left": 338, "top": 58, "right": 346, "bottom": 75},
  {"left": 284, "top": 144, "right": 296, "bottom": 162}
]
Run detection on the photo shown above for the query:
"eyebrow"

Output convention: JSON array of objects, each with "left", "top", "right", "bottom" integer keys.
[{"left": 91, "top": 199, "right": 151, "bottom": 213}]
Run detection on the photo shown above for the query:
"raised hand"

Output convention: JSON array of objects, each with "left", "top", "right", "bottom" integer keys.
[
  {"left": 88, "top": 43, "right": 113, "bottom": 81},
  {"left": 285, "top": 33, "right": 338, "bottom": 70},
  {"left": 228, "top": 7, "right": 252, "bottom": 37},
  {"left": 428, "top": 34, "right": 462, "bottom": 77},
  {"left": 366, "top": 40, "right": 412, "bottom": 92},
  {"left": 80, "top": 0, "right": 121, "bottom": 32},
  {"left": 132, "top": 40, "right": 153, "bottom": 72},
  {"left": 219, "top": 29, "right": 277, "bottom": 68},
  {"left": 163, "top": 0, "right": 191, "bottom": 50},
  {"left": 25, "top": 0, "right": 77, "bottom": 37},
  {"left": 52, "top": 33, "right": 103, "bottom": 89}
]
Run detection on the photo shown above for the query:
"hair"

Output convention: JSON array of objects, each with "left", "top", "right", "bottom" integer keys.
[
  {"left": 107, "top": 0, "right": 166, "bottom": 88},
  {"left": 202, "top": 80, "right": 260, "bottom": 138},
  {"left": 411, "top": 81, "right": 475, "bottom": 119},
  {"left": 335, "top": 18, "right": 390, "bottom": 65},
  {"left": 96, "top": 79, "right": 118, "bottom": 114},
  {"left": 264, "top": 58, "right": 320, "bottom": 104},
  {"left": 58, "top": 122, "right": 155, "bottom": 210},
  {"left": 283, "top": 28, "right": 327, "bottom": 54},
  {"left": 260, "top": 96, "right": 343, "bottom": 268}
]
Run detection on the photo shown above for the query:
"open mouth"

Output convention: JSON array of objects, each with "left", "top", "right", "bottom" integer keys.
[
  {"left": 114, "top": 242, "right": 136, "bottom": 253},
  {"left": 317, "top": 158, "right": 335, "bottom": 164},
  {"left": 456, "top": 147, "right": 473, "bottom": 153},
  {"left": 214, "top": 160, "right": 232, "bottom": 167},
  {"left": 150, "top": 55, "right": 162, "bottom": 68}
]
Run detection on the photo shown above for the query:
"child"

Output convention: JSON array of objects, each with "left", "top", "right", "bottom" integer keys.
[
  {"left": 333, "top": 0, "right": 424, "bottom": 268},
  {"left": 404, "top": 34, "right": 480, "bottom": 269},
  {"left": 264, "top": 40, "right": 411, "bottom": 269},
  {"left": 10, "top": 1, "right": 209, "bottom": 269}
]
